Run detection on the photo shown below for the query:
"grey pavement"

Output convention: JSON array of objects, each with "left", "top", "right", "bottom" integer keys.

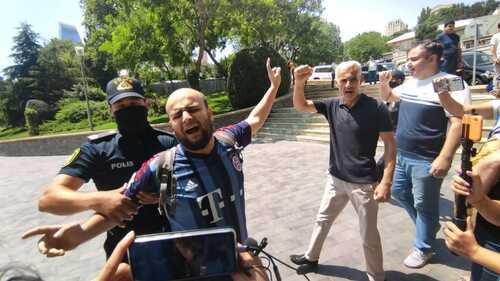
[{"left": 1, "top": 140, "right": 470, "bottom": 281}]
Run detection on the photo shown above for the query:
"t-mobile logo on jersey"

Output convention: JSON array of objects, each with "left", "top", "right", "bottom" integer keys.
[{"left": 197, "top": 188, "right": 236, "bottom": 224}]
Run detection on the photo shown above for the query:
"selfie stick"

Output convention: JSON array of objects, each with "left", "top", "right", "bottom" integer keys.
[{"left": 454, "top": 117, "right": 476, "bottom": 231}]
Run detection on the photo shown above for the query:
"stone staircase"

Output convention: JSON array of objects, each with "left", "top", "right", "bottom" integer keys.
[{"left": 256, "top": 84, "right": 496, "bottom": 145}]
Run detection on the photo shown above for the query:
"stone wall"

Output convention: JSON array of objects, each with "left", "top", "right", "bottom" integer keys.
[
  {"left": 0, "top": 92, "right": 292, "bottom": 157},
  {"left": 151, "top": 78, "right": 226, "bottom": 96}
]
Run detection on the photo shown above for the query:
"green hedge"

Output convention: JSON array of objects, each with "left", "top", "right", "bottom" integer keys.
[{"left": 227, "top": 46, "right": 290, "bottom": 109}]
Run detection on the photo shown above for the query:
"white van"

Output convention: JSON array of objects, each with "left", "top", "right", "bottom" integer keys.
[{"left": 309, "top": 65, "right": 333, "bottom": 80}]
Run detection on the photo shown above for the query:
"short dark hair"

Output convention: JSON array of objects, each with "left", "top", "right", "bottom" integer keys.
[
  {"left": 444, "top": 20, "right": 455, "bottom": 26},
  {"left": 497, "top": 22, "right": 500, "bottom": 28},
  {"left": 416, "top": 40, "right": 444, "bottom": 64}
]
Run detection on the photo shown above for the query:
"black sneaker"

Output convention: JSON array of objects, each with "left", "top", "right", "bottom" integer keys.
[{"left": 290, "top": 254, "right": 318, "bottom": 267}]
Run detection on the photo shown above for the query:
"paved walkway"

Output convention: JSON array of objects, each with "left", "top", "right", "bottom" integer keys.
[{"left": 1, "top": 140, "right": 470, "bottom": 281}]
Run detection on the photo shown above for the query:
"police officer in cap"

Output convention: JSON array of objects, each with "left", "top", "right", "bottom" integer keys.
[{"left": 37, "top": 76, "right": 177, "bottom": 258}]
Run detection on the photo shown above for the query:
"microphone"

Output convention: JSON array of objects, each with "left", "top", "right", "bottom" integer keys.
[{"left": 242, "top": 237, "right": 267, "bottom": 256}]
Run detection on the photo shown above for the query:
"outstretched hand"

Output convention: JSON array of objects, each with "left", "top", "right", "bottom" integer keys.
[
  {"left": 22, "top": 223, "right": 85, "bottom": 257},
  {"left": 266, "top": 58, "right": 281, "bottom": 89}
]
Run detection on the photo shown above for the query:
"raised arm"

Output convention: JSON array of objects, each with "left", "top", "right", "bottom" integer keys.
[
  {"left": 245, "top": 58, "right": 282, "bottom": 136},
  {"left": 292, "top": 65, "right": 317, "bottom": 113},
  {"left": 378, "top": 71, "right": 400, "bottom": 102}
]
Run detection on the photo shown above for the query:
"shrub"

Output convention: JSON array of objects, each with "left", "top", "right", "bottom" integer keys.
[
  {"left": 24, "top": 107, "right": 40, "bottom": 135},
  {"left": 39, "top": 99, "right": 112, "bottom": 133},
  {"left": 227, "top": 46, "right": 290, "bottom": 109}
]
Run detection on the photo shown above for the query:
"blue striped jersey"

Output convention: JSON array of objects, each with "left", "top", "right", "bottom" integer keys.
[
  {"left": 393, "top": 72, "right": 471, "bottom": 159},
  {"left": 124, "top": 121, "right": 252, "bottom": 242}
]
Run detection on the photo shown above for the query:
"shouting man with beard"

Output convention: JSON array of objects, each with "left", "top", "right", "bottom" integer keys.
[
  {"left": 37, "top": 76, "right": 177, "bottom": 258},
  {"left": 24, "top": 58, "right": 281, "bottom": 281}
]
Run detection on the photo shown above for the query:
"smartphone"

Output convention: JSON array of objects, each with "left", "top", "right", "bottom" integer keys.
[
  {"left": 433, "top": 77, "right": 465, "bottom": 92},
  {"left": 462, "top": 114, "right": 483, "bottom": 142},
  {"left": 128, "top": 227, "right": 237, "bottom": 281}
]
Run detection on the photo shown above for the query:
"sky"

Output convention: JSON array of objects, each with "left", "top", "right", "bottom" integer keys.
[{"left": 0, "top": 0, "right": 491, "bottom": 76}]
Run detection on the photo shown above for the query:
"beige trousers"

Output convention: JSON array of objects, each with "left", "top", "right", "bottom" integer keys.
[{"left": 304, "top": 175, "right": 385, "bottom": 281}]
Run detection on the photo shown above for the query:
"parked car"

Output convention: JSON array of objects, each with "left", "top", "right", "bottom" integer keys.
[
  {"left": 308, "top": 65, "right": 334, "bottom": 80},
  {"left": 462, "top": 51, "right": 495, "bottom": 85},
  {"left": 361, "top": 63, "right": 393, "bottom": 83}
]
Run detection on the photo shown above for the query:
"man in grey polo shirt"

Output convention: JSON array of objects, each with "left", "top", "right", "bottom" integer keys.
[{"left": 289, "top": 61, "right": 396, "bottom": 281}]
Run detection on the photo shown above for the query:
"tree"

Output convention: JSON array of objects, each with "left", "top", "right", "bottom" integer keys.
[
  {"left": 344, "top": 32, "right": 391, "bottom": 62},
  {"left": 1, "top": 23, "right": 42, "bottom": 127},
  {"left": 37, "top": 39, "right": 81, "bottom": 103},
  {"left": 230, "top": 0, "right": 336, "bottom": 64},
  {"left": 80, "top": 0, "right": 122, "bottom": 89},
  {"left": 416, "top": 1, "right": 498, "bottom": 41},
  {"left": 3, "top": 23, "right": 41, "bottom": 80}
]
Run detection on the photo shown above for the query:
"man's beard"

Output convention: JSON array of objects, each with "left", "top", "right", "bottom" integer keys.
[{"left": 178, "top": 122, "right": 214, "bottom": 151}]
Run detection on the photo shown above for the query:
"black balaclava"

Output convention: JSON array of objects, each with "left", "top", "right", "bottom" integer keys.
[{"left": 114, "top": 105, "right": 149, "bottom": 137}]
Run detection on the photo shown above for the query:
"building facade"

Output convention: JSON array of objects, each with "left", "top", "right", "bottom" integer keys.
[{"left": 384, "top": 19, "right": 408, "bottom": 37}]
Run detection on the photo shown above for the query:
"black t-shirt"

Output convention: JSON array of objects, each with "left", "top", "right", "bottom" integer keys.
[
  {"left": 314, "top": 94, "right": 393, "bottom": 184},
  {"left": 476, "top": 181, "right": 500, "bottom": 244},
  {"left": 60, "top": 126, "right": 177, "bottom": 257}
]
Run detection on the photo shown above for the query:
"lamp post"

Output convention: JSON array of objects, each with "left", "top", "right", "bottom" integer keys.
[{"left": 74, "top": 46, "right": 94, "bottom": 131}]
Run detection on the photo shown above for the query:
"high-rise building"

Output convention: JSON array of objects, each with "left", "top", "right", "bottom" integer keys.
[
  {"left": 58, "top": 22, "right": 81, "bottom": 44},
  {"left": 384, "top": 19, "right": 408, "bottom": 37}
]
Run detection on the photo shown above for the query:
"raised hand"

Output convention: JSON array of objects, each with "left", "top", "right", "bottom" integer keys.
[
  {"left": 266, "top": 58, "right": 281, "bottom": 89},
  {"left": 294, "top": 65, "right": 313, "bottom": 84},
  {"left": 378, "top": 71, "right": 392, "bottom": 86}
]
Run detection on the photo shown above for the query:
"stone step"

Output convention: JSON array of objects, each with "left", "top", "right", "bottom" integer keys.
[
  {"left": 264, "top": 122, "right": 329, "bottom": 129},
  {"left": 259, "top": 127, "right": 329, "bottom": 137},
  {"left": 256, "top": 132, "right": 330, "bottom": 145}
]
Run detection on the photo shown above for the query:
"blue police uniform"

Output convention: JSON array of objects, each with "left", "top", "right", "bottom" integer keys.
[
  {"left": 60, "top": 126, "right": 177, "bottom": 257},
  {"left": 124, "top": 121, "right": 252, "bottom": 242}
]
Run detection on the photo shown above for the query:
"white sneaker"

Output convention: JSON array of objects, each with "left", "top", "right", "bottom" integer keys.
[{"left": 403, "top": 248, "right": 434, "bottom": 268}]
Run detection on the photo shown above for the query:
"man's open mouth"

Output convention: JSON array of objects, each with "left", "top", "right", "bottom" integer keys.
[{"left": 185, "top": 126, "right": 200, "bottom": 135}]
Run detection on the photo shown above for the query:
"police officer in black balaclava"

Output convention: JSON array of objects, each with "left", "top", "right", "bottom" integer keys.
[{"left": 37, "top": 76, "right": 177, "bottom": 258}]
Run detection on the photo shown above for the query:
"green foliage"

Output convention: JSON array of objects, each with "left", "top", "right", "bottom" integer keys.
[
  {"left": 0, "top": 23, "right": 43, "bottom": 127},
  {"left": 25, "top": 99, "right": 54, "bottom": 121},
  {"left": 37, "top": 38, "right": 82, "bottom": 104},
  {"left": 206, "top": 91, "right": 233, "bottom": 114},
  {"left": 24, "top": 107, "right": 40, "bottom": 136},
  {"left": 3, "top": 22, "right": 41, "bottom": 79},
  {"left": 227, "top": 46, "right": 290, "bottom": 109},
  {"left": 146, "top": 92, "right": 167, "bottom": 116},
  {"left": 345, "top": 32, "right": 392, "bottom": 62},
  {"left": 230, "top": 0, "right": 340, "bottom": 64},
  {"left": 219, "top": 54, "right": 236, "bottom": 78},
  {"left": 62, "top": 83, "right": 107, "bottom": 102},
  {"left": 39, "top": 99, "right": 111, "bottom": 133}
]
